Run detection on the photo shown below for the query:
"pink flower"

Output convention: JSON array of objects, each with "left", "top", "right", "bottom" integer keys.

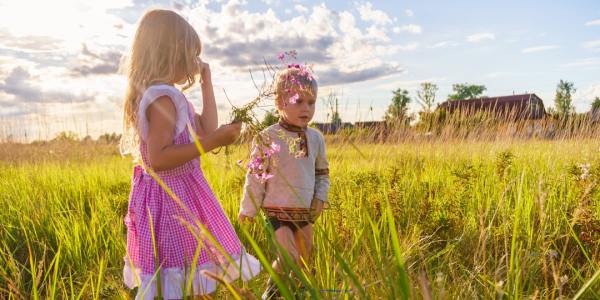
[
  {"left": 270, "top": 142, "right": 280, "bottom": 153},
  {"left": 289, "top": 93, "right": 299, "bottom": 104},
  {"left": 278, "top": 52, "right": 285, "bottom": 61},
  {"left": 260, "top": 173, "right": 274, "bottom": 181}
]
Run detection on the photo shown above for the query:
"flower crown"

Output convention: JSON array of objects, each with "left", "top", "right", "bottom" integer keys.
[{"left": 277, "top": 50, "right": 316, "bottom": 105}]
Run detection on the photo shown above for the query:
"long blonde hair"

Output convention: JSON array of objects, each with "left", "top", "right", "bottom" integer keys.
[{"left": 120, "top": 9, "right": 201, "bottom": 158}]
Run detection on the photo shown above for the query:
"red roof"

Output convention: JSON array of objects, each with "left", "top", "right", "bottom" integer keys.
[{"left": 438, "top": 93, "right": 546, "bottom": 119}]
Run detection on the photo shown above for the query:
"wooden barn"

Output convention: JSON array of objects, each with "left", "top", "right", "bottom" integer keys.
[
  {"left": 354, "top": 121, "right": 387, "bottom": 129},
  {"left": 311, "top": 122, "right": 353, "bottom": 134},
  {"left": 591, "top": 107, "right": 600, "bottom": 123},
  {"left": 438, "top": 93, "right": 546, "bottom": 120}
]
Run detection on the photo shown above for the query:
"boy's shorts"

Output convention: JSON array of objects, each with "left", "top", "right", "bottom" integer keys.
[
  {"left": 267, "top": 217, "right": 313, "bottom": 233},
  {"left": 262, "top": 206, "right": 315, "bottom": 232}
]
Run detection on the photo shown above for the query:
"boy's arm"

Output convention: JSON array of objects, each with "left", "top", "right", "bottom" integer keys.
[{"left": 314, "top": 133, "right": 330, "bottom": 207}]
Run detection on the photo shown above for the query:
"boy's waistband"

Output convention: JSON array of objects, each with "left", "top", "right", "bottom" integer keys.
[{"left": 262, "top": 206, "right": 313, "bottom": 222}]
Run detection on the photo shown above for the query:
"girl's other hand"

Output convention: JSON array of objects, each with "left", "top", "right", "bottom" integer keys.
[
  {"left": 212, "top": 122, "right": 242, "bottom": 147},
  {"left": 238, "top": 213, "right": 254, "bottom": 224}
]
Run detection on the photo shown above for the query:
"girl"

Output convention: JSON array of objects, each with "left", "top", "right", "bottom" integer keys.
[
  {"left": 238, "top": 67, "right": 330, "bottom": 298},
  {"left": 120, "top": 9, "right": 260, "bottom": 299}
]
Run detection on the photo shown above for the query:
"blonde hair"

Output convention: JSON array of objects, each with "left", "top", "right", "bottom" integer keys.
[
  {"left": 120, "top": 9, "right": 201, "bottom": 157},
  {"left": 274, "top": 67, "right": 318, "bottom": 109}
]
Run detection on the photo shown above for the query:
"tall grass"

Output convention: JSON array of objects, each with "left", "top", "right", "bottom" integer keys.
[{"left": 0, "top": 136, "right": 599, "bottom": 298}]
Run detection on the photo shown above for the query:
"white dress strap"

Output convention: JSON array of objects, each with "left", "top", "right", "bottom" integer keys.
[{"left": 137, "top": 84, "right": 190, "bottom": 141}]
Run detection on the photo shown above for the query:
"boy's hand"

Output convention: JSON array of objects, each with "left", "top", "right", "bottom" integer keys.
[
  {"left": 238, "top": 213, "right": 254, "bottom": 224},
  {"left": 310, "top": 198, "right": 325, "bottom": 221}
]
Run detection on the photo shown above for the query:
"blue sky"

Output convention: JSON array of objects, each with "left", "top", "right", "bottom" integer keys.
[{"left": 0, "top": 0, "right": 599, "bottom": 140}]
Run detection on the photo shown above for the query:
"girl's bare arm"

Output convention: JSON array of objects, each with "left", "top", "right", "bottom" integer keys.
[
  {"left": 195, "top": 61, "right": 218, "bottom": 137},
  {"left": 146, "top": 96, "right": 239, "bottom": 171}
]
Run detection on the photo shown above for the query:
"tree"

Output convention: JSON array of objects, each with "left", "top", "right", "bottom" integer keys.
[
  {"left": 97, "top": 132, "right": 122, "bottom": 144},
  {"left": 448, "top": 83, "right": 486, "bottom": 100},
  {"left": 261, "top": 109, "right": 279, "bottom": 127},
  {"left": 591, "top": 96, "right": 600, "bottom": 111},
  {"left": 416, "top": 82, "right": 438, "bottom": 113},
  {"left": 52, "top": 131, "right": 79, "bottom": 143},
  {"left": 385, "top": 88, "right": 412, "bottom": 124},
  {"left": 554, "top": 79, "right": 575, "bottom": 116},
  {"left": 325, "top": 91, "right": 342, "bottom": 126}
]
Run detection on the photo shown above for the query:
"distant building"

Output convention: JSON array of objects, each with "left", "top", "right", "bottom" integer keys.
[
  {"left": 354, "top": 121, "right": 387, "bottom": 130},
  {"left": 591, "top": 107, "right": 600, "bottom": 123},
  {"left": 438, "top": 93, "right": 546, "bottom": 120},
  {"left": 311, "top": 122, "right": 353, "bottom": 134}
]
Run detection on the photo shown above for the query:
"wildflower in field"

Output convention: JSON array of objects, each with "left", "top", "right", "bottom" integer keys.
[{"left": 578, "top": 163, "right": 591, "bottom": 180}]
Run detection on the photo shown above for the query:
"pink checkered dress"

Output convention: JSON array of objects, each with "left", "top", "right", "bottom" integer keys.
[{"left": 123, "top": 85, "right": 260, "bottom": 299}]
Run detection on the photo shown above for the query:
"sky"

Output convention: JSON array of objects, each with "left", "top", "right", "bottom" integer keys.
[{"left": 0, "top": 0, "right": 599, "bottom": 141}]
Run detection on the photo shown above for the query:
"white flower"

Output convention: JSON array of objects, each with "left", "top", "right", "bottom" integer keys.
[{"left": 578, "top": 163, "right": 591, "bottom": 180}]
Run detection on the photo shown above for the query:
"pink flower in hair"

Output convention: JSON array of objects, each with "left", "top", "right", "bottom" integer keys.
[{"left": 289, "top": 93, "right": 299, "bottom": 104}]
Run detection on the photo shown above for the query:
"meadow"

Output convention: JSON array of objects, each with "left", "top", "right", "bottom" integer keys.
[{"left": 0, "top": 135, "right": 599, "bottom": 299}]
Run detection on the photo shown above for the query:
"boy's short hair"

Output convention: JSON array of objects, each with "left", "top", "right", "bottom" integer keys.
[{"left": 274, "top": 67, "right": 318, "bottom": 108}]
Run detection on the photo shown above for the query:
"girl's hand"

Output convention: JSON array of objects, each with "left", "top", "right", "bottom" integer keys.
[
  {"left": 310, "top": 198, "right": 325, "bottom": 221},
  {"left": 238, "top": 213, "right": 254, "bottom": 224},
  {"left": 197, "top": 58, "right": 211, "bottom": 82},
  {"left": 212, "top": 122, "right": 242, "bottom": 147}
]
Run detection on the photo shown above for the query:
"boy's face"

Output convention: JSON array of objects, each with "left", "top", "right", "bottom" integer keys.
[{"left": 278, "top": 88, "right": 317, "bottom": 127}]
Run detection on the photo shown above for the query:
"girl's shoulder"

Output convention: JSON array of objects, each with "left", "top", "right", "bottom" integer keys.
[
  {"left": 137, "top": 84, "right": 191, "bottom": 141},
  {"left": 141, "top": 84, "right": 186, "bottom": 103}
]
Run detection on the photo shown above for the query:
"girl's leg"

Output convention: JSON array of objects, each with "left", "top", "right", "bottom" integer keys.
[{"left": 294, "top": 224, "right": 313, "bottom": 270}]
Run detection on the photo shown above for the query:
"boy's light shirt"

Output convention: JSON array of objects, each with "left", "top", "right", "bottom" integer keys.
[{"left": 240, "top": 123, "right": 330, "bottom": 217}]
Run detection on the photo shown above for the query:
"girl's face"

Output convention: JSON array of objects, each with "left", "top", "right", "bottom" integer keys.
[
  {"left": 174, "top": 57, "right": 200, "bottom": 85},
  {"left": 278, "top": 89, "right": 317, "bottom": 127}
]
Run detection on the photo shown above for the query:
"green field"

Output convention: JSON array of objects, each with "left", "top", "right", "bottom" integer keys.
[{"left": 0, "top": 139, "right": 599, "bottom": 299}]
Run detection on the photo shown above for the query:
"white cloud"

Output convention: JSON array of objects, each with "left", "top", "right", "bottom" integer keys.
[
  {"left": 428, "top": 41, "right": 459, "bottom": 49},
  {"left": 521, "top": 45, "right": 559, "bottom": 53},
  {"left": 485, "top": 72, "right": 512, "bottom": 78},
  {"left": 583, "top": 40, "right": 600, "bottom": 51},
  {"left": 367, "top": 25, "right": 390, "bottom": 42},
  {"left": 405, "top": 9, "right": 414, "bottom": 17},
  {"left": 377, "top": 77, "right": 446, "bottom": 91},
  {"left": 294, "top": 4, "right": 308, "bottom": 13},
  {"left": 561, "top": 58, "right": 600, "bottom": 68},
  {"left": 392, "top": 42, "right": 419, "bottom": 52},
  {"left": 356, "top": 2, "right": 392, "bottom": 26},
  {"left": 466, "top": 32, "right": 495, "bottom": 43},
  {"left": 392, "top": 24, "right": 422, "bottom": 35},
  {"left": 585, "top": 19, "right": 600, "bottom": 26},
  {"left": 574, "top": 83, "right": 600, "bottom": 110},
  {"left": 188, "top": 2, "right": 404, "bottom": 88}
]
